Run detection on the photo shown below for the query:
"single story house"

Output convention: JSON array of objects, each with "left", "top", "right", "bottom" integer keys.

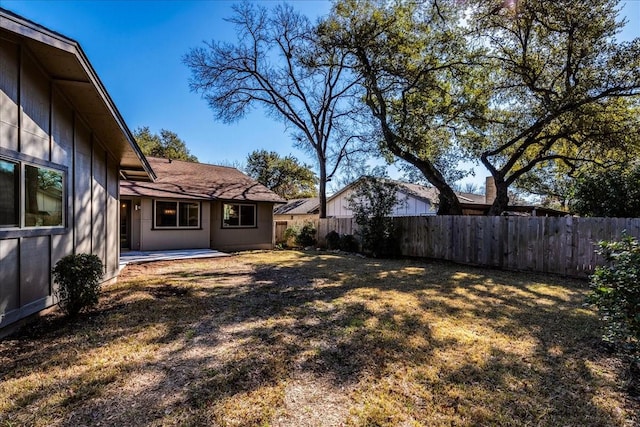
[
  {"left": 120, "top": 157, "right": 285, "bottom": 252},
  {"left": 325, "top": 177, "right": 486, "bottom": 218},
  {"left": 325, "top": 176, "right": 565, "bottom": 217},
  {"left": 273, "top": 197, "right": 319, "bottom": 222},
  {"left": 0, "top": 8, "right": 154, "bottom": 330}
]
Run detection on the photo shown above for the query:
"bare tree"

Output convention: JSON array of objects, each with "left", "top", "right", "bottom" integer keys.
[{"left": 183, "top": 3, "right": 363, "bottom": 217}]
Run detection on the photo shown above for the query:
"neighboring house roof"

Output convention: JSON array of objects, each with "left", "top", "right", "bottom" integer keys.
[
  {"left": 329, "top": 176, "right": 566, "bottom": 216},
  {"left": 0, "top": 8, "right": 153, "bottom": 181},
  {"left": 121, "top": 157, "right": 285, "bottom": 203},
  {"left": 459, "top": 203, "right": 567, "bottom": 217},
  {"left": 274, "top": 198, "right": 320, "bottom": 215},
  {"left": 327, "top": 177, "right": 486, "bottom": 206}
]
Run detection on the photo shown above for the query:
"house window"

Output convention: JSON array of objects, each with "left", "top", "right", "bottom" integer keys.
[
  {"left": 223, "top": 203, "right": 256, "bottom": 228},
  {"left": 0, "top": 159, "right": 19, "bottom": 227},
  {"left": 24, "top": 165, "right": 63, "bottom": 227},
  {"left": 0, "top": 158, "right": 65, "bottom": 229},
  {"left": 154, "top": 200, "right": 200, "bottom": 228}
]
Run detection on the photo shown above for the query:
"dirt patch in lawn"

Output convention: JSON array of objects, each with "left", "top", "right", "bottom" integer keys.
[{"left": 0, "top": 250, "right": 638, "bottom": 426}]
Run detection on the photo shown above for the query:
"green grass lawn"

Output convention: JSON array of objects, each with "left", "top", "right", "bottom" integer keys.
[{"left": 0, "top": 250, "right": 636, "bottom": 426}]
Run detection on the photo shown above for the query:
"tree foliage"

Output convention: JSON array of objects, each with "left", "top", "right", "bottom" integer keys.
[
  {"left": 322, "top": 0, "right": 482, "bottom": 214},
  {"left": 133, "top": 126, "right": 197, "bottom": 162},
  {"left": 589, "top": 235, "right": 640, "bottom": 361},
  {"left": 468, "top": 0, "right": 640, "bottom": 214},
  {"left": 347, "top": 177, "right": 400, "bottom": 257},
  {"left": 184, "top": 3, "right": 364, "bottom": 217},
  {"left": 570, "top": 164, "right": 640, "bottom": 217},
  {"left": 245, "top": 150, "right": 317, "bottom": 199},
  {"left": 319, "top": 0, "right": 640, "bottom": 215}
]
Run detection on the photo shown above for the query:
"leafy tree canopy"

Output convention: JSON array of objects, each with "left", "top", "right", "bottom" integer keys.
[
  {"left": 133, "top": 126, "right": 198, "bottom": 162},
  {"left": 467, "top": 0, "right": 640, "bottom": 214},
  {"left": 570, "top": 164, "right": 640, "bottom": 217},
  {"left": 321, "top": 0, "right": 481, "bottom": 214},
  {"left": 245, "top": 150, "right": 318, "bottom": 199}
]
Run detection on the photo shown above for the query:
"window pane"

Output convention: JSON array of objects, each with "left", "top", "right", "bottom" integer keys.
[
  {"left": 179, "top": 202, "right": 199, "bottom": 227},
  {"left": 223, "top": 204, "right": 239, "bottom": 227},
  {"left": 240, "top": 205, "right": 255, "bottom": 226},
  {"left": 156, "top": 201, "right": 177, "bottom": 227},
  {"left": 0, "top": 159, "right": 18, "bottom": 227},
  {"left": 24, "top": 165, "right": 63, "bottom": 227}
]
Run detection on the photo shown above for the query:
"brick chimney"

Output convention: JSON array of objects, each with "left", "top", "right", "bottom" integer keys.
[{"left": 485, "top": 176, "right": 496, "bottom": 204}]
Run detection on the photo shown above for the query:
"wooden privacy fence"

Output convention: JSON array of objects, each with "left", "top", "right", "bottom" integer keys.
[{"left": 312, "top": 216, "right": 640, "bottom": 278}]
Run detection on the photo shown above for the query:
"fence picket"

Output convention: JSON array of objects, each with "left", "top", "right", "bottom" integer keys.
[{"left": 306, "top": 216, "right": 640, "bottom": 277}]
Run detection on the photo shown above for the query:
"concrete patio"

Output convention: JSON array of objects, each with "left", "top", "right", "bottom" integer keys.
[{"left": 119, "top": 249, "right": 229, "bottom": 269}]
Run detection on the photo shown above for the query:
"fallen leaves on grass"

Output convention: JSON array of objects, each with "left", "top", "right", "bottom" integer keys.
[{"left": 0, "top": 251, "right": 637, "bottom": 426}]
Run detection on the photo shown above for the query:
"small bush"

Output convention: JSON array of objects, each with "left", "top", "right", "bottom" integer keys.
[
  {"left": 283, "top": 226, "right": 300, "bottom": 247},
  {"left": 325, "top": 231, "right": 360, "bottom": 252},
  {"left": 284, "top": 223, "right": 317, "bottom": 248},
  {"left": 347, "top": 177, "right": 400, "bottom": 258},
  {"left": 588, "top": 234, "right": 640, "bottom": 359},
  {"left": 326, "top": 231, "right": 341, "bottom": 250},
  {"left": 52, "top": 253, "right": 104, "bottom": 316},
  {"left": 340, "top": 234, "right": 359, "bottom": 252},
  {"left": 296, "top": 223, "right": 317, "bottom": 247}
]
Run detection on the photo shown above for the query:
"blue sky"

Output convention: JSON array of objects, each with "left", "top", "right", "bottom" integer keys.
[{"left": 1, "top": 0, "right": 638, "bottom": 191}]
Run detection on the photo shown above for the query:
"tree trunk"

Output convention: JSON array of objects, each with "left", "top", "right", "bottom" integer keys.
[
  {"left": 436, "top": 185, "right": 464, "bottom": 215},
  {"left": 408, "top": 152, "right": 463, "bottom": 215},
  {"left": 488, "top": 177, "right": 509, "bottom": 216},
  {"left": 318, "top": 162, "right": 327, "bottom": 218}
]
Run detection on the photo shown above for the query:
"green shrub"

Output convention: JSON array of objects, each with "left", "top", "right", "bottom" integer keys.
[
  {"left": 588, "top": 234, "right": 640, "bottom": 358},
  {"left": 296, "top": 222, "right": 317, "bottom": 247},
  {"left": 52, "top": 253, "right": 104, "bottom": 316},
  {"left": 325, "top": 231, "right": 360, "bottom": 252},
  {"left": 284, "top": 223, "right": 317, "bottom": 248},
  {"left": 339, "top": 234, "right": 359, "bottom": 252},
  {"left": 326, "top": 231, "right": 341, "bottom": 250},
  {"left": 347, "top": 177, "right": 400, "bottom": 258},
  {"left": 283, "top": 226, "right": 300, "bottom": 247}
]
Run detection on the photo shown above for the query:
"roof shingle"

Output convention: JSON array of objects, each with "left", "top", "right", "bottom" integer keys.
[{"left": 121, "top": 157, "right": 285, "bottom": 203}]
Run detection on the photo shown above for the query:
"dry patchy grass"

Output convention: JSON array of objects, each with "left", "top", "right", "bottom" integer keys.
[{"left": 0, "top": 250, "right": 637, "bottom": 426}]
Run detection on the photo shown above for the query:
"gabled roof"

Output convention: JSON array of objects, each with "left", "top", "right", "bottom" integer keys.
[
  {"left": 120, "top": 157, "right": 285, "bottom": 203},
  {"left": 0, "top": 8, "right": 153, "bottom": 181},
  {"left": 327, "top": 177, "right": 486, "bottom": 206},
  {"left": 274, "top": 198, "right": 320, "bottom": 215}
]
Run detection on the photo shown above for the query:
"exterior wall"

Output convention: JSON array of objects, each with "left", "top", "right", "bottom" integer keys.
[
  {"left": 131, "top": 198, "right": 211, "bottom": 251},
  {"left": 273, "top": 213, "right": 318, "bottom": 222},
  {"left": 210, "top": 201, "right": 274, "bottom": 251},
  {"left": 326, "top": 189, "right": 436, "bottom": 218},
  {"left": 0, "top": 37, "right": 120, "bottom": 328}
]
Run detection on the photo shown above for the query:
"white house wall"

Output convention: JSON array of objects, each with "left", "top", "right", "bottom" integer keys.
[
  {"left": 326, "top": 188, "right": 436, "bottom": 218},
  {"left": 0, "top": 36, "right": 120, "bottom": 329}
]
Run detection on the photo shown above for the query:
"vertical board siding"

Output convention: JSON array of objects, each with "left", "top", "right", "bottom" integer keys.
[
  {"left": 0, "top": 238, "right": 19, "bottom": 313},
  {"left": 0, "top": 38, "right": 19, "bottom": 150},
  {"left": 20, "top": 52, "right": 50, "bottom": 158},
  {"left": 0, "top": 36, "right": 122, "bottom": 329},
  {"left": 106, "top": 157, "right": 119, "bottom": 278},
  {"left": 92, "top": 145, "right": 107, "bottom": 266},
  {"left": 74, "top": 123, "right": 92, "bottom": 254},
  {"left": 19, "top": 235, "right": 50, "bottom": 305},
  {"left": 315, "top": 216, "right": 640, "bottom": 278},
  {"left": 51, "top": 89, "right": 73, "bottom": 165}
]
